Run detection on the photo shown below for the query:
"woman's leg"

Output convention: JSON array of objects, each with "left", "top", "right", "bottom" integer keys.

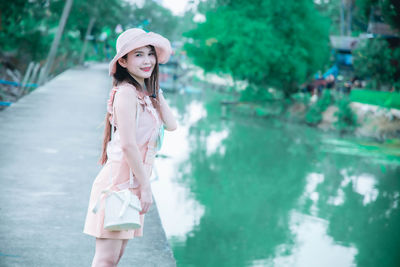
[
  {"left": 92, "top": 238, "right": 123, "bottom": 267},
  {"left": 116, "top": 240, "right": 129, "bottom": 264}
]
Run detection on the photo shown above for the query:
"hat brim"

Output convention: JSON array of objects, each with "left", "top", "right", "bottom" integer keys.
[{"left": 109, "top": 32, "right": 172, "bottom": 76}]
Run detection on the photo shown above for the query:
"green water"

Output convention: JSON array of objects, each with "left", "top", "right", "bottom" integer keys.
[{"left": 152, "top": 88, "right": 400, "bottom": 267}]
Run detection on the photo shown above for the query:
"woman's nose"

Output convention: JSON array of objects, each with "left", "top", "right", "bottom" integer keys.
[{"left": 143, "top": 55, "right": 151, "bottom": 64}]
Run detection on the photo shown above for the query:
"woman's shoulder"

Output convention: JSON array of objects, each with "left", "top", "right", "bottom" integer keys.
[
  {"left": 116, "top": 81, "right": 137, "bottom": 91},
  {"left": 115, "top": 81, "right": 138, "bottom": 98}
]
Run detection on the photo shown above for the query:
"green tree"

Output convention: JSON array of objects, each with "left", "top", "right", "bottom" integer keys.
[
  {"left": 0, "top": 0, "right": 58, "bottom": 62},
  {"left": 0, "top": 0, "right": 127, "bottom": 72},
  {"left": 353, "top": 38, "right": 400, "bottom": 90},
  {"left": 0, "top": 0, "right": 182, "bottom": 78},
  {"left": 356, "top": 0, "right": 400, "bottom": 31},
  {"left": 184, "top": 0, "right": 330, "bottom": 99},
  {"left": 127, "top": 1, "right": 180, "bottom": 41},
  {"left": 314, "top": 0, "right": 400, "bottom": 36}
]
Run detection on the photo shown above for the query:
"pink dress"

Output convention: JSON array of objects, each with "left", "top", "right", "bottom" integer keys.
[{"left": 83, "top": 81, "right": 162, "bottom": 239}]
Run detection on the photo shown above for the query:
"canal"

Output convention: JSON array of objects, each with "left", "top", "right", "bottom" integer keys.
[{"left": 151, "top": 87, "right": 400, "bottom": 267}]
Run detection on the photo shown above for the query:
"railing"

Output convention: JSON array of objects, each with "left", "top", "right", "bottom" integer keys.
[{"left": 0, "top": 62, "right": 41, "bottom": 107}]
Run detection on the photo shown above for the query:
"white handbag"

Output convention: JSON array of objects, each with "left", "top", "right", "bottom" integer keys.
[
  {"left": 92, "top": 176, "right": 142, "bottom": 231},
  {"left": 104, "top": 188, "right": 142, "bottom": 230},
  {"left": 92, "top": 98, "right": 142, "bottom": 231}
]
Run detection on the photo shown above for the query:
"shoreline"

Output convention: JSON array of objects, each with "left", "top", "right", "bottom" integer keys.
[{"left": 224, "top": 99, "right": 400, "bottom": 142}]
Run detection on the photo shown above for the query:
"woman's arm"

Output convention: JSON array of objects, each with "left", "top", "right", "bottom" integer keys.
[
  {"left": 158, "top": 91, "right": 177, "bottom": 131},
  {"left": 114, "top": 85, "right": 152, "bottom": 213}
]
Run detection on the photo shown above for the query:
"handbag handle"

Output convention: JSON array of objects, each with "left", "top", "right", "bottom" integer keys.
[{"left": 109, "top": 90, "right": 140, "bottom": 187}]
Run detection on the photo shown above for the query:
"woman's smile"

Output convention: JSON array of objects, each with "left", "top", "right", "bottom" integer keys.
[{"left": 141, "top": 67, "right": 152, "bottom": 72}]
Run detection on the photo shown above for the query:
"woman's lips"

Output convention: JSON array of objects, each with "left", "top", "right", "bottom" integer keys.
[{"left": 141, "top": 67, "right": 152, "bottom": 72}]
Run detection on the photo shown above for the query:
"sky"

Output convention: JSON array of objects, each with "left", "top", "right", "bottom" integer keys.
[
  {"left": 127, "top": 0, "right": 190, "bottom": 16},
  {"left": 161, "top": 0, "right": 190, "bottom": 15}
]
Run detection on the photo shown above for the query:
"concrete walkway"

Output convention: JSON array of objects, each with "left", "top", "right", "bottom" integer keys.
[{"left": 0, "top": 63, "right": 176, "bottom": 267}]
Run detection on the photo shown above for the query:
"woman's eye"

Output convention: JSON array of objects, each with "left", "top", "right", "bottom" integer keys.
[{"left": 135, "top": 54, "right": 141, "bottom": 57}]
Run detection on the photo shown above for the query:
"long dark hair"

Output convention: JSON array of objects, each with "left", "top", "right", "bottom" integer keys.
[{"left": 99, "top": 45, "right": 161, "bottom": 165}]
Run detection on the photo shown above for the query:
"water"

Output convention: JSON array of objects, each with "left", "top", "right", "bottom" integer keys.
[{"left": 151, "top": 88, "right": 400, "bottom": 267}]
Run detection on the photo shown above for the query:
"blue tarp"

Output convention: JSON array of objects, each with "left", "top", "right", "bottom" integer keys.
[
  {"left": 0, "top": 102, "right": 12, "bottom": 106},
  {"left": 314, "top": 65, "right": 339, "bottom": 80},
  {"left": 0, "top": 79, "right": 38, "bottom": 88},
  {"left": 323, "top": 65, "right": 339, "bottom": 78}
]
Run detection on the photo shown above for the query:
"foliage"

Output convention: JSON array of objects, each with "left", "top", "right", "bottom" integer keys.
[
  {"left": 183, "top": 0, "right": 330, "bottom": 99},
  {"left": 334, "top": 96, "right": 358, "bottom": 132},
  {"left": 353, "top": 38, "right": 400, "bottom": 91},
  {"left": 0, "top": 0, "right": 181, "bottom": 76},
  {"left": 239, "top": 85, "right": 274, "bottom": 102},
  {"left": 126, "top": 1, "right": 180, "bottom": 41},
  {"left": 0, "top": 0, "right": 125, "bottom": 72},
  {"left": 315, "top": 0, "right": 352, "bottom": 35},
  {"left": 0, "top": 0, "right": 57, "bottom": 62},
  {"left": 292, "top": 92, "right": 311, "bottom": 105},
  {"left": 313, "top": 0, "right": 400, "bottom": 37},
  {"left": 305, "top": 90, "right": 333, "bottom": 125},
  {"left": 356, "top": 0, "right": 400, "bottom": 31}
]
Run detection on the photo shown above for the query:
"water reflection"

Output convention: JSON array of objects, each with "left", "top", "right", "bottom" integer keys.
[
  {"left": 152, "top": 100, "right": 207, "bottom": 240},
  {"left": 267, "top": 211, "right": 358, "bottom": 267},
  {"left": 153, "top": 89, "right": 400, "bottom": 267},
  {"left": 206, "top": 130, "right": 229, "bottom": 156},
  {"left": 327, "top": 171, "right": 379, "bottom": 206}
]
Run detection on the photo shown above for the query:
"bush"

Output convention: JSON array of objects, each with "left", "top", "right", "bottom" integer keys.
[
  {"left": 334, "top": 97, "right": 358, "bottom": 132},
  {"left": 305, "top": 103, "right": 323, "bottom": 125},
  {"left": 240, "top": 85, "right": 274, "bottom": 102},
  {"left": 305, "top": 90, "right": 333, "bottom": 125}
]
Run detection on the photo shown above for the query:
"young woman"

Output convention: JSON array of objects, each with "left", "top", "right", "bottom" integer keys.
[{"left": 83, "top": 28, "right": 177, "bottom": 266}]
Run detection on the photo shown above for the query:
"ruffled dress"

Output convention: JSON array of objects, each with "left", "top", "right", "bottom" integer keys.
[{"left": 83, "top": 81, "right": 162, "bottom": 239}]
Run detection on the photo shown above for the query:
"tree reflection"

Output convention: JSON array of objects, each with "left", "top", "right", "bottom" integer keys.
[
  {"left": 172, "top": 94, "right": 312, "bottom": 266},
  {"left": 312, "top": 147, "right": 400, "bottom": 267}
]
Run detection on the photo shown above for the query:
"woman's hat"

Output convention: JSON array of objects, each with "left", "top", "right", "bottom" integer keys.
[{"left": 108, "top": 28, "right": 172, "bottom": 76}]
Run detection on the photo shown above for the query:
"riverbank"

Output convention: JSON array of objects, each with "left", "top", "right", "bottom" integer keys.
[
  {"left": 185, "top": 64, "right": 399, "bottom": 141},
  {"left": 322, "top": 102, "right": 400, "bottom": 139},
  {"left": 0, "top": 63, "right": 176, "bottom": 266},
  {"left": 219, "top": 94, "right": 400, "bottom": 142}
]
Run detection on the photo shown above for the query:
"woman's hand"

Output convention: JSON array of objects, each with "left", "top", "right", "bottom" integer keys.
[{"left": 139, "top": 183, "right": 153, "bottom": 214}]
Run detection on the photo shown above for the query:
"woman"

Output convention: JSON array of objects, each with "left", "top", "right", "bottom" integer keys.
[{"left": 83, "top": 28, "right": 177, "bottom": 266}]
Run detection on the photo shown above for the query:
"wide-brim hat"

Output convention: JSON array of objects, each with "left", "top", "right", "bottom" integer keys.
[{"left": 108, "top": 28, "right": 172, "bottom": 76}]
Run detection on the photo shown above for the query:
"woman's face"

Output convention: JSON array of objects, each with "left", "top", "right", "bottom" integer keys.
[{"left": 118, "top": 45, "right": 156, "bottom": 84}]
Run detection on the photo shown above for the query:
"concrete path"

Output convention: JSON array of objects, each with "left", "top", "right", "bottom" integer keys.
[{"left": 0, "top": 63, "right": 176, "bottom": 267}]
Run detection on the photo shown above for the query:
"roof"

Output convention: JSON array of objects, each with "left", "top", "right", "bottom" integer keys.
[{"left": 329, "top": 36, "right": 363, "bottom": 51}]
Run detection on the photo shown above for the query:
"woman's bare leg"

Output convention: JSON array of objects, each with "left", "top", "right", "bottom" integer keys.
[
  {"left": 91, "top": 238, "right": 123, "bottom": 267},
  {"left": 116, "top": 240, "right": 129, "bottom": 264}
]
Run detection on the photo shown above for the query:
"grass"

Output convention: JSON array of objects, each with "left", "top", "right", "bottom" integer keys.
[{"left": 350, "top": 89, "right": 400, "bottom": 109}]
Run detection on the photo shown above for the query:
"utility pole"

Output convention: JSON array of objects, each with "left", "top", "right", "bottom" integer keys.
[
  {"left": 79, "top": 17, "right": 96, "bottom": 65},
  {"left": 346, "top": 0, "right": 352, "bottom": 36},
  {"left": 340, "top": 0, "right": 345, "bottom": 36},
  {"left": 38, "top": 0, "right": 73, "bottom": 85}
]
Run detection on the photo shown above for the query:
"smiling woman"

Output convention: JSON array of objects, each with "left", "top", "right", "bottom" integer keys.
[{"left": 83, "top": 28, "right": 177, "bottom": 266}]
